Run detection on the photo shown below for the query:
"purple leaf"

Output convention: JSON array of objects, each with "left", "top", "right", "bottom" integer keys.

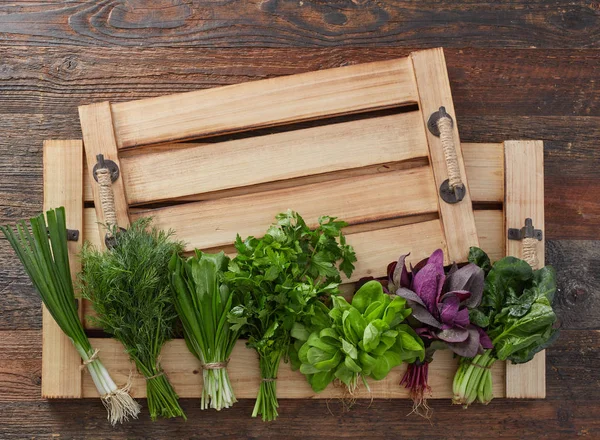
[
  {"left": 438, "top": 295, "right": 460, "bottom": 325},
  {"left": 446, "top": 263, "right": 484, "bottom": 308},
  {"left": 428, "top": 249, "right": 445, "bottom": 270},
  {"left": 476, "top": 326, "right": 493, "bottom": 349},
  {"left": 396, "top": 287, "right": 426, "bottom": 307},
  {"left": 448, "top": 327, "right": 481, "bottom": 358},
  {"left": 416, "top": 327, "right": 436, "bottom": 339},
  {"left": 412, "top": 264, "right": 445, "bottom": 312},
  {"left": 436, "top": 327, "right": 470, "bottom": 343},
  {"left": 441, "top": 290, "right": 472, "bottom": 303},
  {"left": 454, "top": 308, "right": 470, "bottom": 328},
  {"left": 406, "top": 301, "right": 443, "bottom": 329},
  {"left": 392, "top": 254, "right": 410, "bottom": 288}
]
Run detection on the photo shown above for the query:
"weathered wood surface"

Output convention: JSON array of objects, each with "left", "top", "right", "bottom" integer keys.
[
  {"left": 0, "top": 1, "right": 597, "bottom": 48},
  {"left": 0, "top": 329, "right": 597, "bottom": 438},
  {"left": 0, "top": 1, "right": 598, "bottom": 438}
]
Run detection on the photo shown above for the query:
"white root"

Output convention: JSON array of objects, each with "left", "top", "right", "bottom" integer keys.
[{"left": 100, "top": 378, "right": 141, "bottom": 426}]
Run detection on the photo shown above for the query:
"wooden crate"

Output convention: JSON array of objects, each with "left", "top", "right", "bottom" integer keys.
[
  {"left": 41, "top": 48, "right": 545, "bottom": 400},
  {"left": 43, "top": 140, "right": 545, "bottom": 400}
]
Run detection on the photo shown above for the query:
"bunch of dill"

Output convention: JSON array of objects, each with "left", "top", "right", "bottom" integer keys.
[{"left": 79, "top": 217, "right": 186, "bottom": 420}]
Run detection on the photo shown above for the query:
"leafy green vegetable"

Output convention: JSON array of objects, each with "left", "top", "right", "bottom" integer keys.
[
  {"left": 79, "top": 218, "right": 186, "bottom": 420},
  {"left": 453, "top": 247, "right": 560, "bottom": 407},
  {"left": 169, "top": 250, "right": 240, "bottom": 410},
  {"left": 226, "top": 210, "right": 356, "bottom": 421},
  {"left": 1, "top": 208, "right": 140, "bottom": 425},
  {"left": 467, "top": 247, "right": 492, "bottom": 275},
  {"left": 292, "top": 280, "right": 425, "bottom": 394}
]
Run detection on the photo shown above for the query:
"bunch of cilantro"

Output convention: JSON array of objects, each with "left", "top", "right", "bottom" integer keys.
[{"left": 226, "top": 210, "right": 356, "bottom": 421}]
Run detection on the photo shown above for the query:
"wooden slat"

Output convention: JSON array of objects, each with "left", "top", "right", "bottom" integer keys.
[
  {"left": 109, "top": 57, "right": 419, "bottom": 149},
  {"left": 411, "top": 48, "right": 480, "bottom": 262},
  {"left": 120, "top": 112, "right": 428, "bottom": 205},
  {"left": 82, "top": 142, "right": 506, "bottom": 205},
  {"left": 347, "top": 220, "right": 447, "bottom": 282},
  {"left": 78, "top": 102, "right": 131, "bottom": 249},
  {"left": 504, "top": 140, "right": 546, "bottom": 399},
  {"left": 132, "top": 167, "right": 438, "bottom": 252},
  {"left": 42, "top": 140, "right": 83, "bottom": 398},
  {"left": 463, "top": 143, "right": 504, "bottom": 203},
  {"left": 82, "top": 338, "right": 505, "bottom": 399},
  {"left": 474, "top": 210, "right": 504, "bottom": 263}
]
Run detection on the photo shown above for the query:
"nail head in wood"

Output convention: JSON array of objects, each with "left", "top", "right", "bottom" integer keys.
[
  {"left": 104, "top": 227, "right": 127, "bottom": 249},
  {"left": 427, "top": 106, "right": 454, "bottom": 137},
  {"left": 508, "top": 218, "right": 543, "bottom": 241},
  {"left": 47, "top": 228, "right": 79, "bottom": 241},
  {"left": 92, "top": 154, "right": 120, "bottom": 183},
  {"left": 66, "top": 229, "right": 80, "bottom": 241},
  {"left": 439, "top": 179, "right": 465, "bottom": 204}
]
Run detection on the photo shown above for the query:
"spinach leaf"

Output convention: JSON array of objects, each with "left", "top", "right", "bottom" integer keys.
[{"left": 467, "top": 248, "right": 559, "bottom": 364}]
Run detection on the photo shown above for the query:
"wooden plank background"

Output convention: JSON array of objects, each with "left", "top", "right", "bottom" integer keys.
[{"left": 0, "top": 1, "right": 598, "bottom": 438}]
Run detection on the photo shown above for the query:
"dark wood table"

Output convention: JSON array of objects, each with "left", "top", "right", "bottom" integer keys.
[{"left": 0, "top": 1, "right": 598, "bottom": 439}]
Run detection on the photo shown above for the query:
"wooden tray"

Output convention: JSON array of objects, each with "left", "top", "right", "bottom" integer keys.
[
  {"left": 43, "top": 140, "right": 545, "bottom": 400},
  {"left": 40, "top": 48, "right": 545, "bottom": 401}
]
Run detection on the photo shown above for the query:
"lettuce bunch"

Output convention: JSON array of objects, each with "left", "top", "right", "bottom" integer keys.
[{"left": 292, "top": 280, "right": 425, "bottom": 394}]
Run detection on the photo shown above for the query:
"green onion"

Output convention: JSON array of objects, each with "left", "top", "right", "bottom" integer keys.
[
  {"left": 79, "top": 218, "right": 186, "bottom": 420},
  {"left": 169, "top": 250, "right": 240, "bottom": 410},
  {"left": 1, "top": 208, "right": 141, "bottom": 425}
]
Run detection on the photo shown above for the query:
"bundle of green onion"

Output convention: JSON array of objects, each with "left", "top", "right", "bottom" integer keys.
[
  {"left": 170, "top": 250, "right": 240, "bottom": 410},
  {"left": 79, "top": 218, "right": 186, "bottom": 420},
  {"left": 1, "top": 208, "right": 141, "bottom": 425}
]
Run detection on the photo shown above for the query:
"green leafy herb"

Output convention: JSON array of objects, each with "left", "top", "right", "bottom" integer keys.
[
  {"left": 225, "top": 210, "right": 356, "bottom": 421},
  {"left": 1, "top": 208, "right": 140, "bottom": 425},
  {"left": 169, "top": 250, "right": 240, "bottom": 410},
  {"left": 79, "top": 218, "right": 186, "bottom": 420},
  {"left": 452, "top": 247, "right": 559, "bottom": 407},
  {"left": 292, "top": 280, "right": 425, "bottom": 394}
]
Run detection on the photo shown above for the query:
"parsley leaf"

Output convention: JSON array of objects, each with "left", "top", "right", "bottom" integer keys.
[{"left": 226, "top": 210, "right": 355, "bottom": 421}]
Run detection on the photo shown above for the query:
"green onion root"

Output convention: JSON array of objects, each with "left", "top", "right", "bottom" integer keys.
[{"left": 76, "top": 344, "right": 141, "bottom": 425}]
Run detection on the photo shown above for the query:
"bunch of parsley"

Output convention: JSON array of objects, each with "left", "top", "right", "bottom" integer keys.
[{"left": 226, "top": 211, "right": 356, "bottom": 421}]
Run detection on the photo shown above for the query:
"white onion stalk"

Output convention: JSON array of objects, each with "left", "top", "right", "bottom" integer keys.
[
  {"left": 1, "top": 208, "right": 141, "bottom": 425},
  {"left": 200, "top": 363, "right": 237, "bottom": 410},
  {"left": 75, "top": 344, "right": 141, "bottom": 425}
]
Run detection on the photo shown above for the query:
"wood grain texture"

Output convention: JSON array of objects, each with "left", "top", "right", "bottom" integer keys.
[
  {"left": 474, "top": 210, "right": 504, "bottom": 263},
  {"left": 41, "top": 140, "right": 83, "bottom": 398},
  {"left": 119, "top": 112, "right": 428, "bottom": 204},
  {"left": 462, "top": 143, "right": 504, "bottom": 204},
  {"left": 503, "top": 140, "right": 546, "bottom": 399},
  {"left": 411, "top": 48, "right": 480, "bottom": 263},
  {"left": 79, "top": 102, "right": 131, "bottom": 249},
  {"left": 90, "top": 139, "right": 504, "bottom": 206},
  {"left": 131, "top": 167, "right": 438, "bottom": 252},
  {"left": 0, "top": 330, "right": 598, "bottom": 438},
  {"left": 80, "top": 338, "right": 505, "bottom": 399},
  {"left": 0, "top": 1, "right": 598, "bottom": 49},
  {"left": 0, "top": 1, "right": 598, "bottom": 435},
  {"left": 110, "top": 57, "right": 418, "bottom": 148}
]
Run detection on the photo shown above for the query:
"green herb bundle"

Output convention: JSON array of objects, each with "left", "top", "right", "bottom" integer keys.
[
  {"left": 1, "top": 208, "right": 141, "bottom": 425},
  {"left": 226, "top": 211, "right": 356, "bottom": 421},
  {"left": 292, "top": 280, "right": 425, "bottom": 394},
  {"left": 79, "top": 218, "right": 186, "bottom": 420},
  {"left": 452, "top": 247, "right": 559, "bottom": 407},
  {"left": 170, "top": 250, "right": 240, "bottom": 410}
]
